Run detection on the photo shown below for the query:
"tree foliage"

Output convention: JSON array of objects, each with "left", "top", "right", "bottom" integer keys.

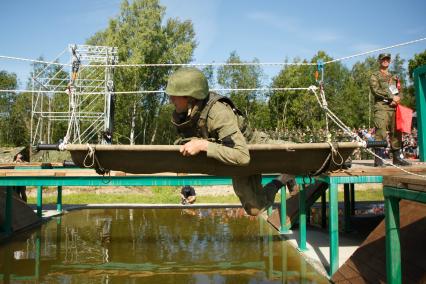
[
  {"left": 1, "top": 1, "right": 423, "bottom": 147},
  {"left": 86, "top": 0, "right": 196, "bottom": 145}
]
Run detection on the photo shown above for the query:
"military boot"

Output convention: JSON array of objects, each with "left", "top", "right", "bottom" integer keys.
[
  {"left": 286, "top": 178, "right": 299, "bottom": 197},
  {"left": 392, "top": 149, "right": 411, "bottom": 166},
  {"left": 374, "top": 148, "right": 385, "bottom": 167}
]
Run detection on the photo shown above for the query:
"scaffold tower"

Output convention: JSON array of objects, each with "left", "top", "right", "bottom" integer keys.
[{"left": 30, "top": 44, "right": 117, "bottom": 146}]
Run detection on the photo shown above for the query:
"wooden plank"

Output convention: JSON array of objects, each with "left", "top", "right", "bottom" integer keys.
[
  {"left": 329, "top": 162, "right": 426, "bottom": 177},
  {"left": 332, "top": 200, "right": 426, "bottom": 283},
  {"left": 383, "top": 175, "right": 426, "bottom": 192}
]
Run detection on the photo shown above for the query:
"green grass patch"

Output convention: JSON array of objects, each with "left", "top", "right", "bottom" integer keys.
[
  {"left": 27, "top": 186, "right": 242, "bottom": 204},
  {"left": 26, "top": 187, "right": 384, "bottom": 205}
]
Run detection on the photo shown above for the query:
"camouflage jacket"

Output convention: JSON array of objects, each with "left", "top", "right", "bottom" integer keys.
[
  {"left": 369, "top": 70, "right": 400, "bottom": 106},
  {"left": 173, "top": 99, "right": 250, "bottom": 166}
]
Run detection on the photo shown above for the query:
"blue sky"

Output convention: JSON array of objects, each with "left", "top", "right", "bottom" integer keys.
[{"left": 1, "top": 0, "right": 425, "bottom": 87}]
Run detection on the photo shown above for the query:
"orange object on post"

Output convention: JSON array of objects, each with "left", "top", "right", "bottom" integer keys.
[{"left": 396, "top": 104, "right": 413, "bottom": 133}]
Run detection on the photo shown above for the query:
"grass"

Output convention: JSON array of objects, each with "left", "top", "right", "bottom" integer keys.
[{"left": 26, "top": 186, "right": 384, "bottom": 205}]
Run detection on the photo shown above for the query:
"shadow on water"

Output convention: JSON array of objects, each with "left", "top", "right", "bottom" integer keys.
[{"left": 0, "top": 208, "right": 329, "bottom": 283}]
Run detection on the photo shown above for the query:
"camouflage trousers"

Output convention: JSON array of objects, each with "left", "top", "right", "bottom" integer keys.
[
  {"left": 373, "top": 105, "right": 402, "bottom": 150},
  {"left": 231, "top": 130, "right": 288, "bottom": 216},
  {"left": 232, "top": 175, "right": 281, "bottom": 216}
]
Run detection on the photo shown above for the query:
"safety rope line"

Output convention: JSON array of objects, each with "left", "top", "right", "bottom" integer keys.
[
  {"left": 0, "top": 87, "right": 310, "bottom": 94},
  {"left": 325, "top": 37, "right": 426, "bottom": 64},
  {"left": 1, "top": 37, "right": 425, "bottom": 68},
  {"left": 82, "top": 144, "right": 110, "bottom": 177},
  {"left": 309, "top": 86, "right": 426, "bottom": 179}
]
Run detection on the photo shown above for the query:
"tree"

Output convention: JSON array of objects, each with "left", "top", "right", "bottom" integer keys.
[
  {"left": 408, "top": 49, "right": 426, "bottom": 80},
  {"left": 404, "top": 49, "right": 426, "bottom": 109},
  {"left": 217, "top": 51, "right": 266, "bottom": 128},
  {"left": 269, "top": 55, "right": 317, "bottom": 132},
  {"left": 0, "top": 71, "right": 18, "bottom": 145},
  {"left": 350, "top": 56, "right": 377, "bottom": 128},
  {"left": 86, "top": 0, "right": 196, "bottom": 145}
]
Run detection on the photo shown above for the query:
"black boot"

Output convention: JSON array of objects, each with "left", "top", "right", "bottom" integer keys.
[
  {"left": 392, "top": 149, "right": 411, "bottom": 166},
  {"left": 286, "top": 178, "right": 299, "bottom": 197},
  {"left": 374, "top": 148, "right": 385, "bottom": 167}
]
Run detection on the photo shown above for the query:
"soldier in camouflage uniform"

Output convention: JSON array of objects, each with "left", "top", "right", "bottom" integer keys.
[
  {"left": 370, "top": 53, "right": 410, "bottom": 167},
  {"left": 166, "top": 67, "right": 295, "bottom": 216}
]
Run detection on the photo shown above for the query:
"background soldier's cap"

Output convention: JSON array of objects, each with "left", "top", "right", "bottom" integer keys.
[{"left": 378, "top": 53, "right": 391, "bottom": 61}]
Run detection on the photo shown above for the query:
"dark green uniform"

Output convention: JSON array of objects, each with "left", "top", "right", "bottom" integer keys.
[{"left": 370, "top": 70, "right": 402, "bottom": 150}]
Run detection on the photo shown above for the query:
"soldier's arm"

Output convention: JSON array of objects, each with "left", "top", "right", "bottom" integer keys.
[
  {"left": 206, "top": 103, "right": 250, "bottom": 166},
  {"left": 370, "top": 74, "right": 391, "bottom": 100}
]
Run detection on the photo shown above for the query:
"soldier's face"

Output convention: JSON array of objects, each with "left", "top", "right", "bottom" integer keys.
[
  {"left": 380, "top": 58, "right": 390, "bottom": 68},
  {"left": 169, "top": 96, "right": 189, "bottom": 113}
]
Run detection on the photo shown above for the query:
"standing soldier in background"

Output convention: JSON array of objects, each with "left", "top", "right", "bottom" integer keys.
[
  {"left": 370, "top": 53, "right": 411, "bottom": 167},
  {"left": 166, "top": 67, "right": 297, "bottom": 216}
]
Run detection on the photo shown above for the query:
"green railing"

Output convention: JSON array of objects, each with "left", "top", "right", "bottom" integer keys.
[{"left": 414, "top": 64, "right": 426, "bottom": 162}]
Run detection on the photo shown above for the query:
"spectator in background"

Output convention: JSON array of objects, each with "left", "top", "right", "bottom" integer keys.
[
  {"left": 13, "top": 153, "right": 27, "bottom": 202},
  {"left": 181, "top": 185, "right": 196, "bottom": 205}
]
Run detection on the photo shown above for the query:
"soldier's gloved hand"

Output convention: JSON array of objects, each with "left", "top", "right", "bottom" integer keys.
[
  {"left": 180, "top": 139, "right": 209, "bottom": 156},
  {"left": 392, "top": 95, "right": 401, "bottom": 103}
]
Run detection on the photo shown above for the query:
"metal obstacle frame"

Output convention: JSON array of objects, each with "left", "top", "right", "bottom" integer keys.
[{"left": 30, "top": 44, "right": 117, "bottom": 146}]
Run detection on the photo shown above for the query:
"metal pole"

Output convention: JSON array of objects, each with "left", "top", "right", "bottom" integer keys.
[
  {"left": 350, "top": 183, "right": 355, "bottom": 216},
  {"left": 328, "top": 180, "right": 339, "bottom": 276},
  {"left": 37, "top": 186, "right": 43, "bottom": 217},
  {"left": 385, "top": 194, "right": 401, "bottom": 284},
  {"left": 280, "top": 187, "right": 289, "bottom": 234},
  {"left": 298, "top": 184, "right": 307, "bottom": 251},
  {"left": 344, "top": 184, "right": 351, "bottom": 232},
  {"left": 321, "top": 191, "right": 327, "bottom": 228},
  {"left": 413, "top": 65, "right": 426, "bottom": 161},
  {"left": 56, "top": 186, "right": 62, "bottom": 212}
]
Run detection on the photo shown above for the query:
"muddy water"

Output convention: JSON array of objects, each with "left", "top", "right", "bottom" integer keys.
[{"left": 0, "top": 208, "right": 329, "bottom": 283}]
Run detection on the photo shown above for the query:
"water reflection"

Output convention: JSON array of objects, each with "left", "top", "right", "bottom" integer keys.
[{"left": 0, "top": 208, "right": 329, "bottom": 283}]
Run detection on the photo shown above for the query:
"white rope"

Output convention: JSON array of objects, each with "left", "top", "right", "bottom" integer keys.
[
  {"left": 0, "top": 55, "right": 69, "bottom": 66},
  {"left": 0, "top": 54, "right": 314, "bottom": 67},
  {"left": 2, "top": 37, "right": 425, "bottom": 68},
  {"left": 325, "top": 37, "right": 426, "bottom": 64},
  {"left": 308, "top": 86, "right": 426, "bottom": 179},
  {"left": 0, "top": 87, "right": 310, "bottom": 95}
]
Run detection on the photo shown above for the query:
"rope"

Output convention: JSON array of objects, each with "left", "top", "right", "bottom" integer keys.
[
  {"left": 1, "top": 37, "right": 424, "bottom": 68},
  {"left": 327, "top": 141, "right": 345, "bottom": 167},
  {"left": 0, "top": 87, "right": 310, "bottom": 94},
  {"left": 83, "top": 144, "right": 96, "bottom": 168},
  {"left": 308, "top": 86, "right": 426, "bottom": 179},
  {"left": 325, "top": 37, "right": 426, "bottom": 64},
  {"left": 0, "top": 54, "right": 314, "bottom": 68}
]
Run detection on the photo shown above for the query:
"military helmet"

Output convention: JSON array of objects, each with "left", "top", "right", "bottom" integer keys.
[
  {"left": 378, "top": 53, "right": 391, "bottom": 61},
  {"left": 166, "top": 67, "right": 209, "bottom": 100}
]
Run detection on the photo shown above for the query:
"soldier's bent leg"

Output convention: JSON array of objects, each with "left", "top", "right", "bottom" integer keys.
[{"left": 232, "top": 175, "right": 283, "bottom": 216}]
